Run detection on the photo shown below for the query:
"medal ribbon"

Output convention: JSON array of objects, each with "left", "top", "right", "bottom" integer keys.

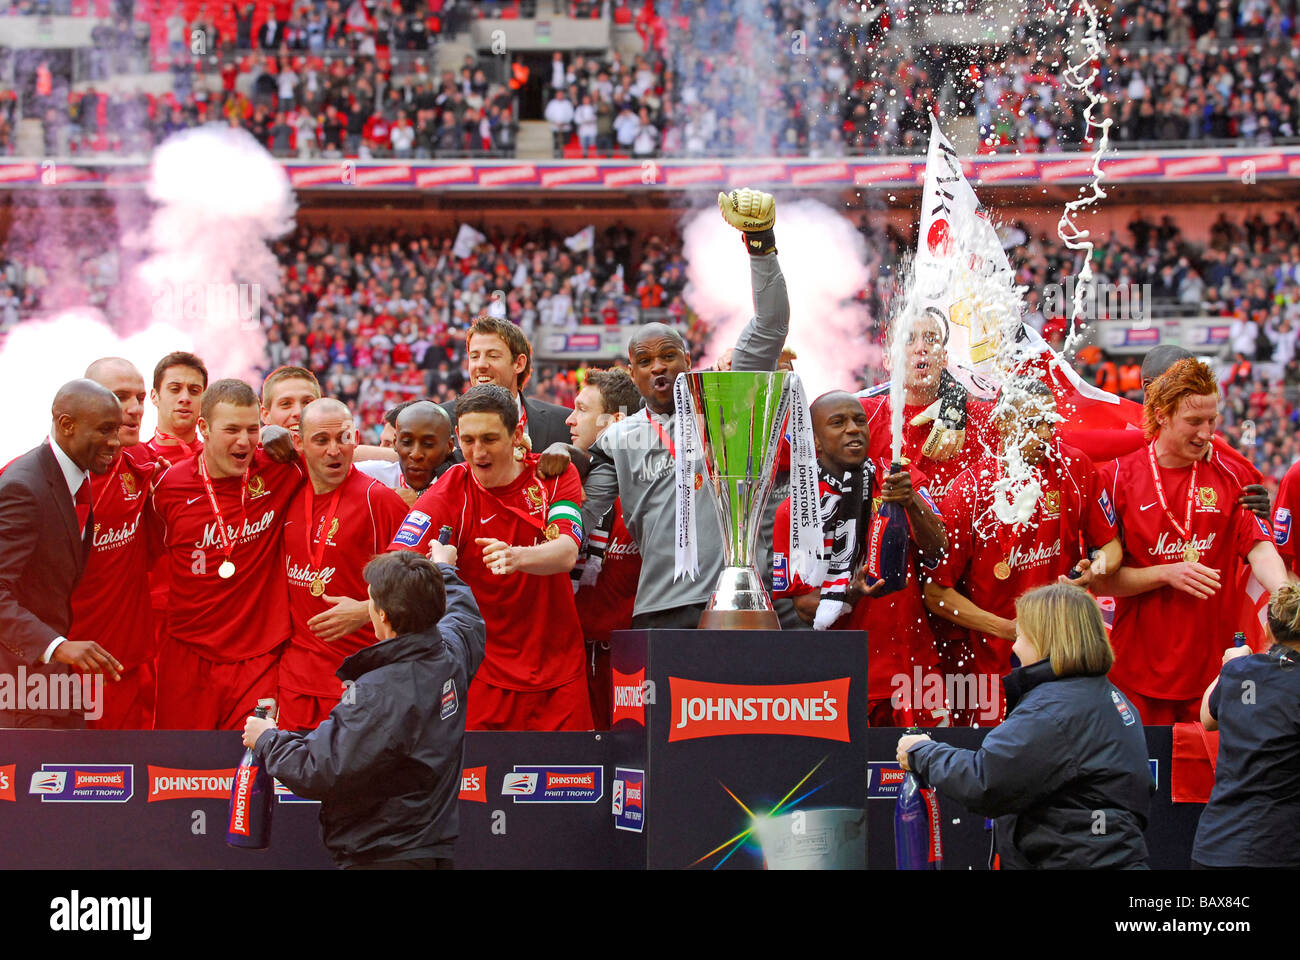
[
  {"left": 303, "top": 486, "right": 344, "bottom": 581},
  {"left": 645, "top": 408, "right": 675, "bottom": 458},
  {"left": 466, "top": 459, "right": 553, "bottom": 534},
  {"left": 92, "top": 454, "right": 123, "bottom": 515},
  {"left": 197, "top": 454, "right": 248, "bottom": 568},
  {"left": 1147, "top": 443, "right": 1197, "bottom": 542},
  {"left": 154, "top": 430, "right": 196, "bottom": 458}
]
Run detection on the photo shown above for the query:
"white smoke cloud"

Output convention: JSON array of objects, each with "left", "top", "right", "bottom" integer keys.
[
  {"left": 0, "top": 124, "right": 295, "bottom": 463},
  {"left": 681, "top": 199, "right": 880, "bottom": 398}
]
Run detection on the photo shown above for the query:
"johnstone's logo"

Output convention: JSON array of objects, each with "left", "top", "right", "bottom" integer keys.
[
  {"left": 611, "top": 667, "right": 646, "bottom": 727},
  {"left": 146, "top": 766, "right": 235, "bottom": 801},
  {"left": 29, "top": 764, "right": 133, "bottom": 802},
  {"left": 669, "top": 677, "right": 852, "bottom": 743},
  {"left": 459, "top": 766, "right": 486, "bottom": 803},
  {"left": 501, "top": 765, "right": 604, "bottom": 803}
]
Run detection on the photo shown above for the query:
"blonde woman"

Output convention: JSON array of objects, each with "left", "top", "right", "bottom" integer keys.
[
  {"left": 1191, "top": 581, "right": 1300, "bottom": 869},
  {"left": 898, "top": 583, "right": 1152, "bottom": 869}
]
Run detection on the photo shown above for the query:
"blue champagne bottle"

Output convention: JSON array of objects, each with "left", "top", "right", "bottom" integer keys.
[
  {"left": 225, "top": 700, "right": 275, "bottom": 850},
  {"left": 864, "top": 462, "right": 909, "bottom": 596},
  {"left": 894, "top": 731, "right": 943, "bottom": 870}
]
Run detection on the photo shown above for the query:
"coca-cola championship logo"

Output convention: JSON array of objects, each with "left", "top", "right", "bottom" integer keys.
[{"left": 669, "top": 677, "right": 852, "bottom": 742}]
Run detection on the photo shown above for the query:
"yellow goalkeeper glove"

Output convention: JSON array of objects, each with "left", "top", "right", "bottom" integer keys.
[{"left": 718, "top": 188, "right": 777, "bottom": 256}]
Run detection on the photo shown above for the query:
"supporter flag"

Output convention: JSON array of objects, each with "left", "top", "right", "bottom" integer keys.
[
  {"left": 345, "top": 0, "right": 375, "bottom": 32},
  {"left": 452, "top": 223, "right": 487, "bottom": 259},
  {"left": 913, "top": 118, "right": 1143, "bottom": 434},
  {"left": 565, "top": 225, "right": 595, "bottom": 254}
]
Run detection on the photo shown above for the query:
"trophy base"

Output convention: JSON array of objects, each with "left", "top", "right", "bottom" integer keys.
[
  {"left": 700, "top": 566, "right": 779, "bottom": 631},
  {"left": 699, "top": 608, "right": 780, "bottom": 630}
]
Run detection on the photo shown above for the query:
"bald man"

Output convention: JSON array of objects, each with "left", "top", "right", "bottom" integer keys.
[
  {"left": 356, "top": 400, "right": 456, "bottom": 505},
  {"left": 278, "top": 398, "right": 410, "bottom": 730},
  {"left": 0, "top": 379, "right": 125, "bottom": 728},
  {"left": 68, "top": 358, "right": 161, "bottom": 728},
  {"left": 567, "top": 188, "right": 792, "bottom": 628}
]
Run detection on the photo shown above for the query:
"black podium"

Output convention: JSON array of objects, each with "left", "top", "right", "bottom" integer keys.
[{"left": 0, "top": 629, "right": 1200, "bottom": 868}]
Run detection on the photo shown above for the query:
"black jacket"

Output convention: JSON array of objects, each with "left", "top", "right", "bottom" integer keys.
[
  {"left": 254, "top": 565, "right": 486, "bottom": 867},
  {"left": 0, "top": 442, "right": 92, "bottom": 725},
  {"left": 909, "top": 660, "right": 1153, "bottom": 869},
  {"left": 441, "top": 393, "right": 572, "bottom": 464}
]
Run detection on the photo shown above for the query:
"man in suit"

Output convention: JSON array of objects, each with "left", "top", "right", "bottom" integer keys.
[
  {"left": 441, "top": 316, "right": 572, "bottom": 465},
  {"left": 0, "top": 379, "right": 126, "bottom": 728}
]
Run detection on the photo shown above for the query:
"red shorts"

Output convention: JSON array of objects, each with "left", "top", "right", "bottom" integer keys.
[
  {"left": 276, "top": 686, "right": 339, "bottom": 732},
  {"left": 154, "top": 639, "right": 282, "bottom": 731},
  {"left": 1112, "top": 685, "right": 1200, "bottom": 726},
  {"left": 467, "top": 675, "right": 593, "bottom": 732},
  {"left": 89, "top": 660, "right": 156, "bottom": 730}
]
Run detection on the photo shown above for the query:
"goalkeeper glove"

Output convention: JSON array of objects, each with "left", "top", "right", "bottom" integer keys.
[{"left": 718, "top": 188, "right": 777, "bottom": 256}]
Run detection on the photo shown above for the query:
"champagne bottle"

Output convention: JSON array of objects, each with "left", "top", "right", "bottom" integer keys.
[{"left": 225, "top": 698, "right": 276, "bottom": 850}]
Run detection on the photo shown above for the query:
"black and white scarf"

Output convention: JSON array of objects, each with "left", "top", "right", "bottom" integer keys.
[{"left": 812, "top": 460, "right": 877, "bottom": 630}]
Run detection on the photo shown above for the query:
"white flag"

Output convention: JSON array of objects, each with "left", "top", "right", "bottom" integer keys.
[
  {"left": 452, "top": 223, "right": 486, "bottom": 259},
  {"left": 564, "top": 225, "right": 595, "bottom": 254}
]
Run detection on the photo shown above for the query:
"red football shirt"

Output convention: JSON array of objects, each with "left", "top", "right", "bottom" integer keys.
[
  {"left": 148, "top": 450, "right": 305, "bottom": 661},
  {"left": 68, "top": 447, "right": 159, "bottom": 670},
  {"left": 1272, "top": 458, "right": 1300, "bottom": 574},
  {"left": 280, "top": 467, "right": 409, "bottom": 698},
  {"left": 389, "top": 455, "right": 586, "bottom": 691},
  {"left": 931, "top": 441, "right": 1117, "bottom": 677},
  {"left": 1101, "top": 443, "right": 1272, "bottom": 701},
  {"left": 772, "top": 459, "right": 940, "bottom": 701},
  {"left": 859, "top": 391, "right": 998, "bottom": 502},
  {"left": 574, "top": 498, "right": 641, "bottom": 644},
  {"left": 141, "top": 433, "right": 204, "bottom": 614}
]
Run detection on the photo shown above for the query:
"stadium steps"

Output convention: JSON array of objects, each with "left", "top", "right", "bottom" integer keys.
[
  {"left": 516, "top": 119, "right": 556, "bottom": 159},
  {"left": 16, "top": 119, "right": 45, "bottom": 158}
]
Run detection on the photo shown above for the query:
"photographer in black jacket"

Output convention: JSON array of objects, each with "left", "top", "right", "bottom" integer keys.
[
  {"left": 242, "top": 546, "right": 485, "bottom": 869},
  {"left": 898, "top": 582, "right": 1153, "bottom": 869},
  {"left": 1192, "top": 580, "right": 1300, "bottom": 869}
]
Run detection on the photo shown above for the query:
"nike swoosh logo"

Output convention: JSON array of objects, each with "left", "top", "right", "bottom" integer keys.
[
  {"left": 1140, "top": 502, "right": 1157, "bottom": 511},
  {"left": 186, "top": 496, "right": 206, "bottom": 506},
  {"left": 481, "top": 515, "right": 496, "bottom": 524}
]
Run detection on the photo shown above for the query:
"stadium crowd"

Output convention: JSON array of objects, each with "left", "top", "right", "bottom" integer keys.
[{"left": 4, "top": 0, "right": 1300, "bottom": 157}]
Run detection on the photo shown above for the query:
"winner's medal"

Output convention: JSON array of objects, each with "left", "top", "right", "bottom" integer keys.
[
  {"left": 303, "top": 485, "right": 343, "bottom": 600},
  {"left": 993, "top": 560, "right": 1011, "bottom": 580},
  {"left": 198, "top": 455, "right": 247, "bottom": 583},
  {"left": 1148, "top": 445, "right": 1200, "bottom": 566},
  {"left": 309, "top": 578, "right": 325, "bottom": 596}
]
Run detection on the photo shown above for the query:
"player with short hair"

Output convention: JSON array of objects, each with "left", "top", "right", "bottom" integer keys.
[
  {"left": 566, "top": 368, "right": 642, "bottom": 728},
  {"left": 1093, "top": 358, "right": 1289, "bottom": 724},
  {"left": 261, "top": 365, "right": 322, "bottom": 431},
  {"left": 389, "top": 384, "right": 590, "bottom": 731},
  {"left": 771, "top": 391, "right": 947, "bottom": 726},
  {"left": 142, "top": 351, "right": 208, "bottom": 464},
  {"left": 278, "top": 398, "right": 409, "bottom": 731},
  {"left": 378, "top": 400, "right": 416, "bottom": 449},
  {"left": 357, "top": 400, "right": 455, "bottom": 504},
  {"left": 924, "top": 379, "right": 1122, "bottom": 724},
  {"left": 443, "top": 315, "right": 574, "bottom": 461},
  {"left": 71, "top": 357, "right": 161, "bottom": 729},
  {"left": 148, "top": 378, "right": 306, "bottom": 730}
]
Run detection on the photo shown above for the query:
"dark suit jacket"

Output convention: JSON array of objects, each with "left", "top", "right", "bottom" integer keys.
[
  {"left": 0, "top": 443, "right": 91, "bottom": 708},
  {"left": 441, "top": 394, "right": 573, "bottom": 465}
]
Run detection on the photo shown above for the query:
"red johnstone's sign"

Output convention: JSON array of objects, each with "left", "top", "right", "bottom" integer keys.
[
  {"left": 0, "top": 764, "right": 14, "bottom": 802},
  {"left": 459, "top": 766, "right": 486, "bottom": 803},
  {"left": 668, "top": 677, "right": 852, "bottom": 742},
  {"left": 611, "top": 667, "right": 646, "bottom": 727}
]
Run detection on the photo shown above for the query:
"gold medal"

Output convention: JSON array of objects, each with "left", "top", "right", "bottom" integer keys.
[
  {"left": 544, "top": 522, "right": 559, "bottom": 541},
  {"left": 1183, "top": 546, "right": 1200, "bottom": 563},
  {"left": 309, "top": 578, "right": 325, "bottom": 597},
  {"left": 218, "top": 560, "right": 236, "bottom": 579},
  {"left": 994, "top": 561, "right": 1011, "bottom": 580}
]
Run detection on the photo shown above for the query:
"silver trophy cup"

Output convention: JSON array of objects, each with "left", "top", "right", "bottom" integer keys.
[{"left": 680, "top": 370, "right": 792, "bottom": 630}]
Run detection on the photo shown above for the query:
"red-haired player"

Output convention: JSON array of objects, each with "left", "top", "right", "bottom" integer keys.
[
  {"left": 389, "top": 384, "right": 590, "bottom": 731},
  {"left": 1093, "top": 358, "right": 1289, "bottom": 724}
]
